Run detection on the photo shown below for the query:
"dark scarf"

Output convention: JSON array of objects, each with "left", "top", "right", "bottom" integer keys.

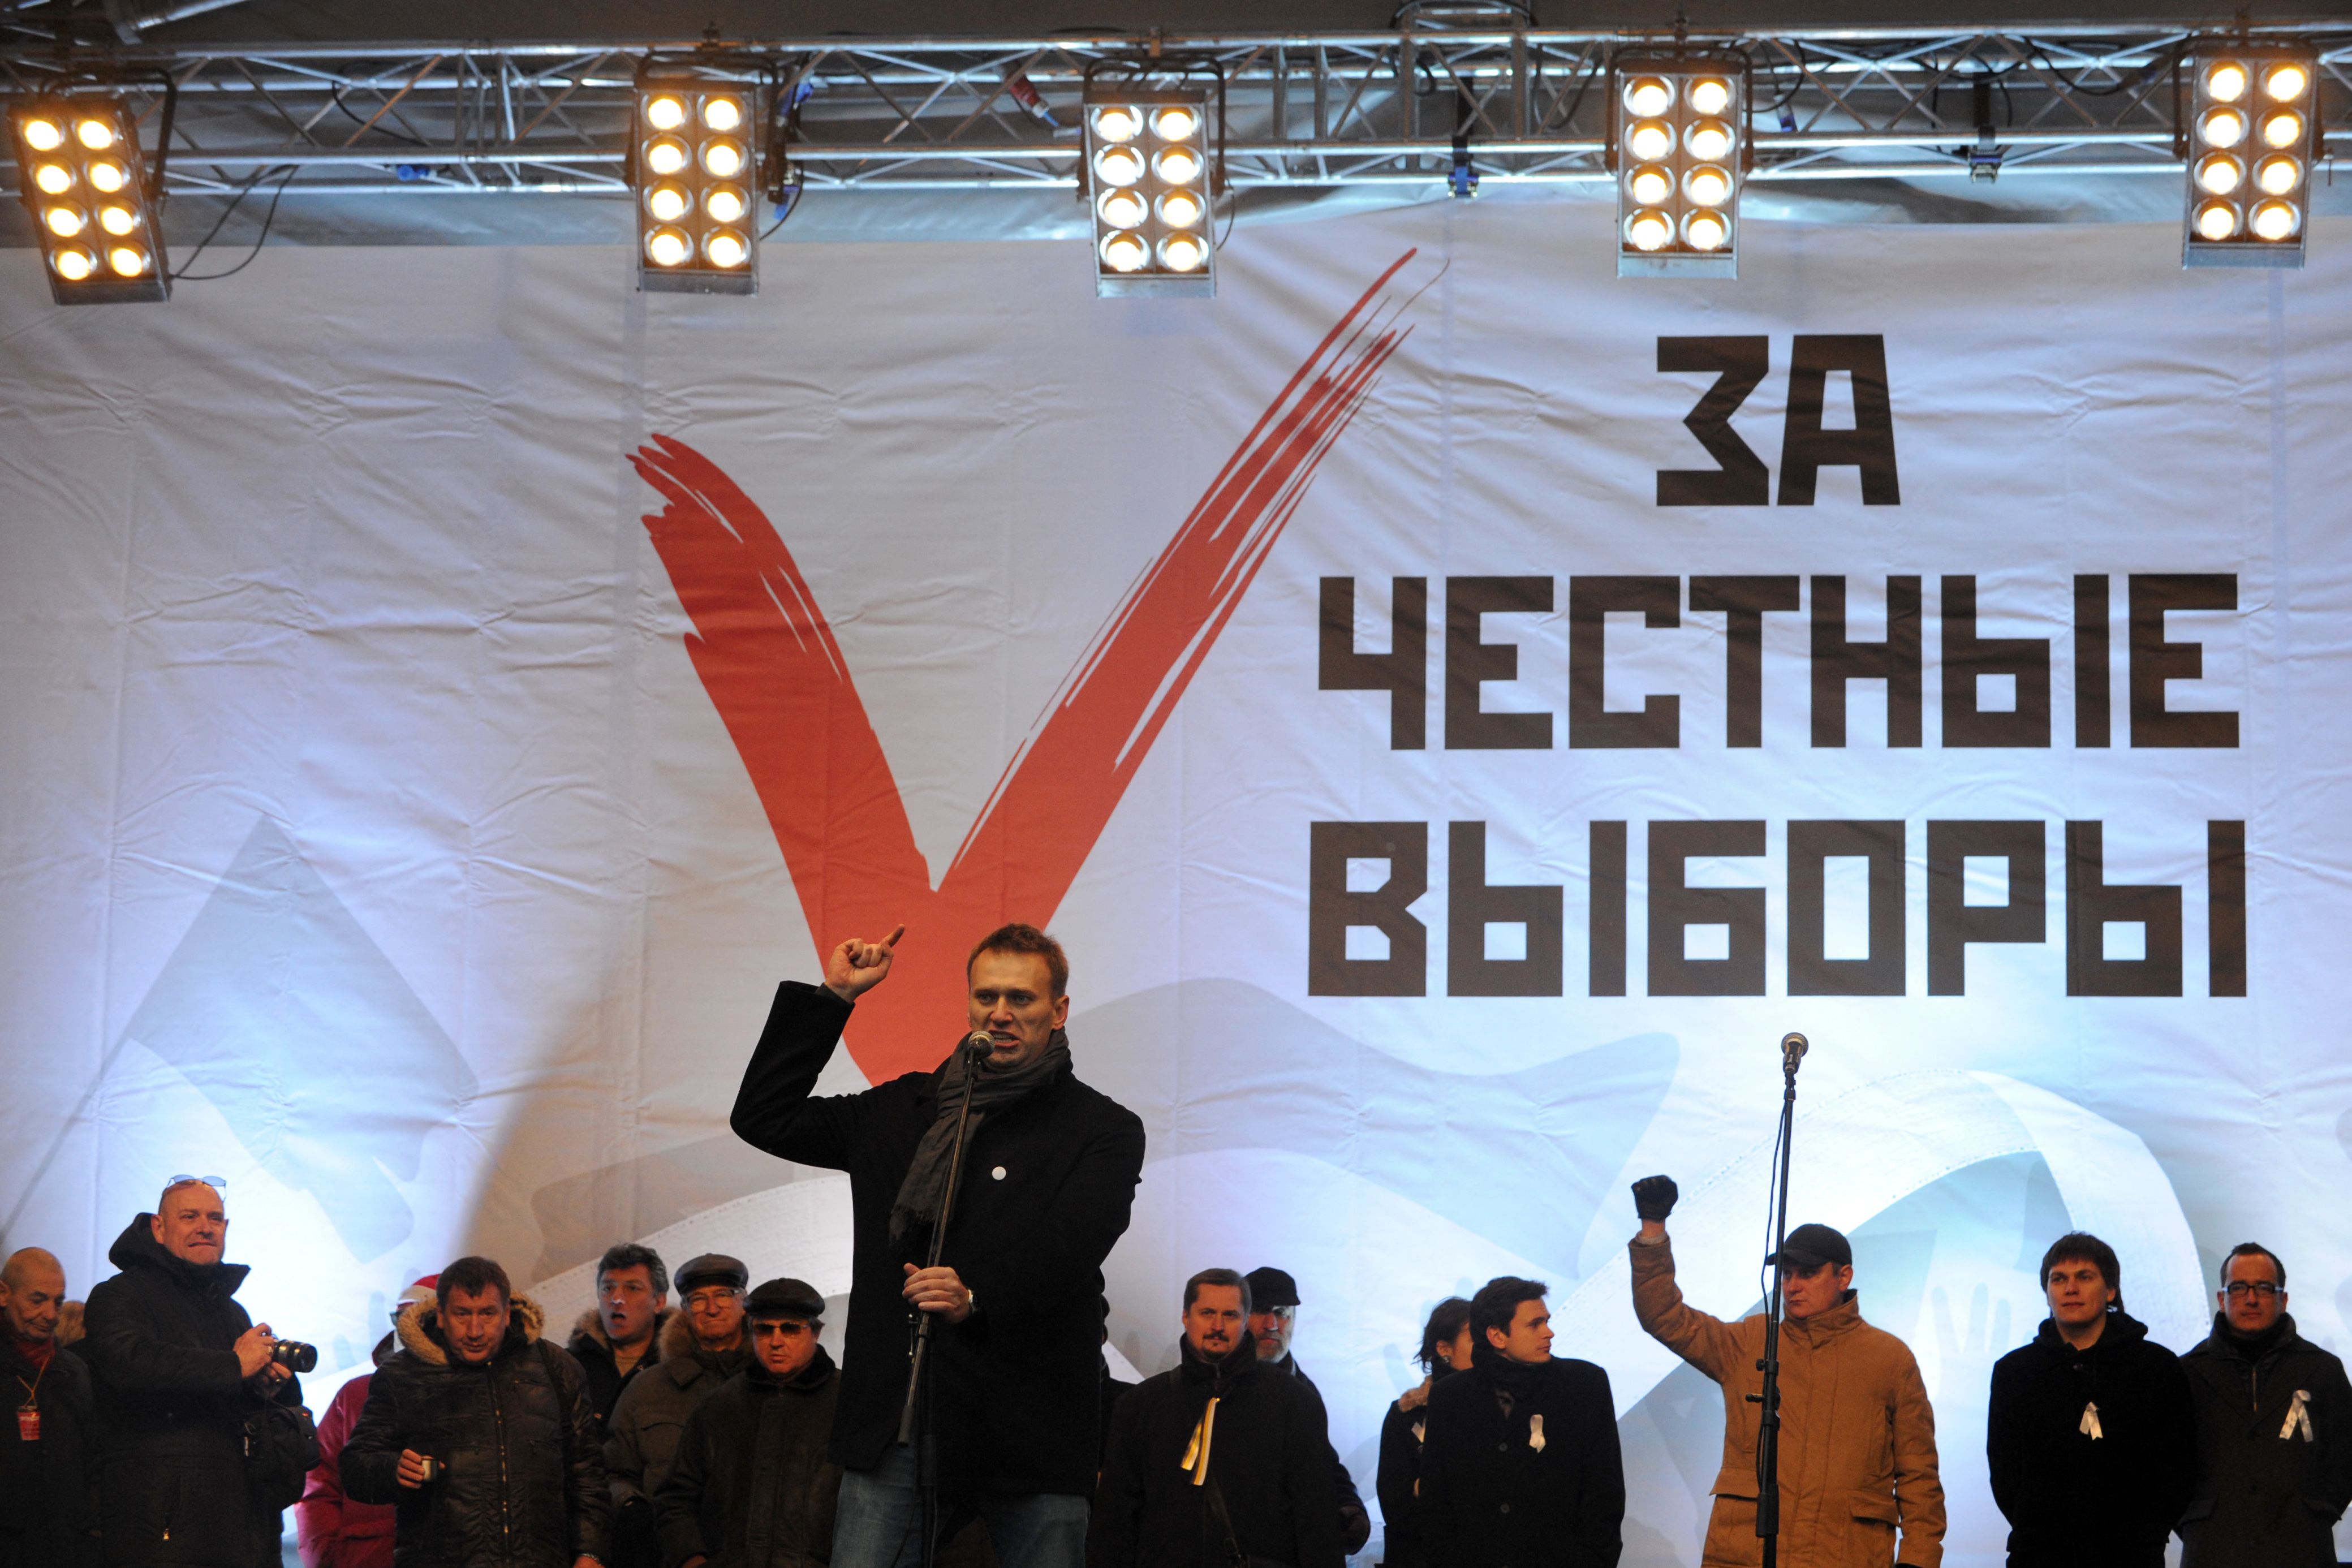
[
  {"left": 1178, "top": 1330, "right": 1258, "bottom": 1392},
  {"left": 2219, "top": 1311, "right": 2291, "bottom": 1360},
  {"left": 889, "top": 1028, "right": 1074, "bottom": 1246},
  {"left": 1471, "top": 1337, "right": 1546, "bottom": 1416}
]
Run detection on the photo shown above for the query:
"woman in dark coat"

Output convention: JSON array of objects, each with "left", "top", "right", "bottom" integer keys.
[{"left": 1374, "top": 1298, "right": 1471, "bottom": 1568}]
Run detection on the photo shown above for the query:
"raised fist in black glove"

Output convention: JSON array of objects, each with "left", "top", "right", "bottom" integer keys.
[{"left": 1631, "top": 1174, "right": 1679, "bottom": 1222}]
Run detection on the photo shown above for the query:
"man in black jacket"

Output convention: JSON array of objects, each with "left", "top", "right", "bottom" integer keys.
[
  {"left": 342, "top": 1255, "right": 611, "bottom": 1568},
  {"left": 1, "top": 1247, "right": 100, "bottom": 1568},
  {"left": 1240, "top": 1267, "right": 1370, "bottom": 1557},
  {"left": 731, "top": 921, "right": 1146, "bottom": 1568},
  {"left": 1988, "top": 1231, "right": 2195, "bottom": 1568},
  {"left": 1419, "top": 1276, "right": 1622, "bottom": 1568},
  {"left": 2178, "top": 1243, "right": 2352, "bottom": 1567},
  {"left": 81, "top": 1181, "right": 305, "bottom": 1568},
  {"left": 572, "top": 1244, "right": 676, "bottom": 1441},
  {"left": 656, "top": 1277, "right": 842, "bottom": 1568},
  {"left": 1089, "top": 1269, "right": 1342, "bottom": 1568},
  {"left": 609, "top": 1253, "right": 751, "bottom": 1568}
]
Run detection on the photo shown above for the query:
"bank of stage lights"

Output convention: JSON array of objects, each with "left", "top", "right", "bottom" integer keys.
[
  {"left": 8, "top": 97, "right": 169, "bottom": 304},
  {"left": 2182, "top": 46, "right": 2317, "bottom": 269},
  {"left": 634, "top": 75, "right": 761, "bottom": 294},
  {"left": 1612, "top": 54, "right": 1746, "bottom": 279},
  {"left": 1084, "top": 89, "right": 1217, "bottom": 298}
]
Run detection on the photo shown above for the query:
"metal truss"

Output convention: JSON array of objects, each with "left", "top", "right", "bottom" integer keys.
[{"left": 2, "top": 13, "right": 2347, "bottom": 203}]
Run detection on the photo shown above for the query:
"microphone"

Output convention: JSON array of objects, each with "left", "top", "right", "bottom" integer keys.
[
  {"left": 1780, "top": 1032, "right": 1808, "bottom": 1074},
  {"left": 963, "top": 1029, "right": 996, "bottom": 1061}
]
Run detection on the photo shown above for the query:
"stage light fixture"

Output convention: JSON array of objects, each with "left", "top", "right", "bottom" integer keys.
[
  {"left": 634, "top": 71, "right": 763, "bottom": 295},
  {"left": 1613, "top": 50, "right": 1746, "bottom": 278},
  {"left": 10, "top": 95, "right": 169, "bottom": 304},
  {"left": 2183, "top": 42, "right": 2314, "bottom": 269},
  {"left": 1084, "top": 85, "right": 1217, "bottom": 298}
]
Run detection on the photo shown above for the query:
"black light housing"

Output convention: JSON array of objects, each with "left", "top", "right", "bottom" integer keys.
[
  {"left": 2182, "top": 42, "right": 2316, "bottom": 270},
  {"left": 1611, "top": 50, "right": 1746, "bottom": 280},
  {"left": 634, "top": 68, "right": 762, "bottom": 295},
  {"left": 1083, "top": 86, "right": 1216, "bottom": 299},
  {"left": 11, "top": 94, "right": 171, "bottom": 304}
]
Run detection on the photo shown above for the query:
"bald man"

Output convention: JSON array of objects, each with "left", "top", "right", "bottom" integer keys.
[
  {"left": 1, "top": 1247, "right": 100, "bottom": 1567},
  {"left": 83, "top": 1181, "right": 305, "bottom": 1568}
]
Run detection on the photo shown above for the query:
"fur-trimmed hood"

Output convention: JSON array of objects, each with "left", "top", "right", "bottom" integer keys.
[
  {"left": 395, "top": 1293, "right": 547, "bottom": 1368},
  {"left": 568, "top": 1305, "right": 676, "bottom": 1361}
]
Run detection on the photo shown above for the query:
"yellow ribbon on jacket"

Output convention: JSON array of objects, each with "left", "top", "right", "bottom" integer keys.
[{"left": 1182, "top": 1397, "right": 1222, "bottom": 1486}]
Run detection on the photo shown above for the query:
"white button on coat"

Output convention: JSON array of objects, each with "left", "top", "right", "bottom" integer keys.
[{"left": 991, "top": 1165, "right": 1007, "bottom": 1181}]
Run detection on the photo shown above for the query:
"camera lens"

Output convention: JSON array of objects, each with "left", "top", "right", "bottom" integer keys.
[{"left": 271, "top": 1339, "right": 319, "bottom": 1373}]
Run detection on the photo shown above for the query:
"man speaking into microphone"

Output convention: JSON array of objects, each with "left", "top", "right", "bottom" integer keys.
[{"left": 731, "top": 921, "right": 1145, "bottom": 1568}]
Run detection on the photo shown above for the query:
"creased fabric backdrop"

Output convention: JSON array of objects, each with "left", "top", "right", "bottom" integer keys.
[{"left": 2, "top": 204, "right": 2348, "bottom": 1565}]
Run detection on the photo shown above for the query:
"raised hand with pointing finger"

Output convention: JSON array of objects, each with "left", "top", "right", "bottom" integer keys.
[{"left": 824, "top": 924, "right": 905, "bottom": 1002}]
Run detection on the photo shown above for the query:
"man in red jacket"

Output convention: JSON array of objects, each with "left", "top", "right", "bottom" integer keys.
[{"left": 296, "top": 1277, "right": 437, "bottom": 1568}]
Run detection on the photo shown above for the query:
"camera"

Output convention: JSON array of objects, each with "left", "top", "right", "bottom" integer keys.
[{"left": 269, "top": 1339, "right": 318, "bottom": 1373}]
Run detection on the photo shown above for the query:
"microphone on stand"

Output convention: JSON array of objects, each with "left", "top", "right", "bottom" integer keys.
[
  {"left": 963, "top": 1029, "right": 996, "bottom": 1062},
  {"left": 1780, "top": 1032, "right": 1808, "bottom": 1075}
]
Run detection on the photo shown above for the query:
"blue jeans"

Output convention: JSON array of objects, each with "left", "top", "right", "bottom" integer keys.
[{"left": 833, "top": 1441, "right": 1089, "bottom": 1568}]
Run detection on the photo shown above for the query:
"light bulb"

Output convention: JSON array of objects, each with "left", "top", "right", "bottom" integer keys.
[
  {"left": 45, "top": 206, "right": 83, "bottom": 236},
  {"left": 106, "top": 245, "right": 147, "bottom": 276},
  {"left": 703, "top": 96, "right": 744, "bottom": 132},
  {"left": 1624, "top": 77, "right": 1673, "bottom": 118},
  {"left": 21, "top": 117, "right": 63, "bottom": 151},
  {"left": 1156, "top": 147, "right": 1201, "bottom": 184},
  {"left": 1094, "top": 146, "right": 1144, "bottom": 187},
  {"left": 1685, "top": 164, "right": 1732, "bottom": 206},
  {"left": 1100, "top": 232, "right": 1148, "bottom": 272},
  {"left": 2253, "top": 154, "right": 2301, "bottom": 196},
  {"left": 1151, "top": 105, "right": 1199, "bottom": 141},
  {"left": 75, "top": 118, "right": 114, "bottom": 150},
  {"left": 645, "top": 227, "right": 691, "bottom": 266},
  {"left": 2192, "top": 199, "right": 2239, "bottom": 240},
  {"left": 1627, "top": 164, "right": 1672, "bottom": 206},
  {"left": 1626, "top": 119, "right": 1673, "bottom": 162},
  {"left": 705, "top": 186, "right": 747, "bottom": 223},
  {"left": 98, "top": 204, "right": 136, "bottom": 235},
  {"left": 2203, "top": 61, "right": 2248, "bottom": 103},
  {"left": 703, "top": 138, "right": 746, "bottom": 178},
  {"left": 1159, "top": 190, "right": 1203, "bottom": 227},
  {"left": 2261, "top": 62, "right": 2310, "bottom": 101},
  {"left": 1097, "top": 189, "right": 1146, "bottom": 228},
  {"left": 1689, "top": 77, "right": 1733, "bottom": 116},
  {"left": 33, "top": 163, "right": 73, "bottom": 194},
  {"left": 2258, "top": 109, "right": 2303, "bottom": 150},
  {"left": 1686, "top": 210, "right": 1728, "bottom": 250},
  {"left": 645, "top": 96, "right": 687, "bottom": 131},
  {"left": 1162, "top": 234, "right": 1205, "bottom": 272},
  {"left": 2194, "top": 153, "right": 2243, "bottom": 195},
  {"left": 2198, "top": 107, "right": 2247, "bottom": 148},
  {"left": 1687, "top": 119, "right": 1734, "bottom": 162},
  {"left": 707, "top": 230, "right": 749, "bottom": 268},
  {"left": 644, "top": 137, "right": 688, "bottom": 175},
  {"left": 2250, "top": 198, "right": 2299, "bottom": 241},
  {"left": 1626, "top": 209, "right": 1672, "bottom": 252},
  {"left": 53, "top": 247, "right": 94, "bottom": 280},
  {"left": 1093, "top": 106, "right": 1141, "bottom": 143},
  {"left": 646, "top": 184, "right": 690, "bottom": 221},
  {"left": 88, "top": 160, "right": 128, "bottom": 193}
]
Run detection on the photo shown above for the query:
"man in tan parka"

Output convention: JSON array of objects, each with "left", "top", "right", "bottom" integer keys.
[{"left": 1628, "top": 1175, "right": 1944, "bottom": 1568}]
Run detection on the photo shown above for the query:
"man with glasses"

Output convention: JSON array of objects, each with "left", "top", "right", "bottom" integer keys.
[
  {"left": 1627, "top": 1175, "right": 1945, "bottom": 1568},
  {"left": 656, "top": 1277, "right": 841, "bottom": 1568},
  {"left": 606, "top": 1255, "right": 753, "bottom": 1568},
  {"left": 2177, "top": 1243, "right": 2352, "bottom": 1567},
  {"left": 83, "top": 1176, "right": 307, "bottom": 1568}
]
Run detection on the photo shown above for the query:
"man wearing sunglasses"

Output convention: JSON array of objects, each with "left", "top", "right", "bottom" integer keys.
[
  {"left": 1627, "top": 1175, "right": 1945, "bottom": 1568},
  {"left": 2177, "top": 1243, "right": 2352, "bottom": 1567}
]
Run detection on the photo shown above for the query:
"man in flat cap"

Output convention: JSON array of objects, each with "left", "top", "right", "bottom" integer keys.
[
  {"left": 658, "top": 1277, "right": 841, "bottom": 1568},
  {"left": 1629, "top": 1177, "right": 1945, "bottom": 1568},
  {"left": 609, "top": 1253, "right": 753, "bottom": 1567},
  {"left": 1244, "top": 1266, "right": 1370, "bottom": 1555}
]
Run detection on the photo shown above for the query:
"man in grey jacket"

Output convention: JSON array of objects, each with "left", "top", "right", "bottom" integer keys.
[{"left": 606, "top": 1254, "right": 752, "bottom": 1568}]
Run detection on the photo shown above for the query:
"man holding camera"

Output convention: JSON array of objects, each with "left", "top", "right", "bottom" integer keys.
[
  {"left": 82, "top": 1179, "right": 308, "bottom": 1568},
  {"left": 342, "top": 1255, "right": 610, "bottom": 1568}
]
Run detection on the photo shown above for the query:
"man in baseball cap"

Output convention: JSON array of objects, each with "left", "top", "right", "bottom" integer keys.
[
  {"left": 657, "top": 1278, "right": 839, "bottom": 1568},
  {"left": 1629, "top": 1178, "right": 1945, "bottom": 1567},
  {"left": 607, "top": 1254, "right": 754, "bottom": 1567},
  {"left": 1243, "top": 1266, "right": 1370, "bottom": 1555}
]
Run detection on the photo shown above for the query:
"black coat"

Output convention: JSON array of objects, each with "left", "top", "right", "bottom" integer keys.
[
  {"left": 1419, "top": 1355, "right": 1624, "bottom": 1568},
  {"left": 1988, "top": 1311, "right": 2196, "bottom": 1567},
  {"left": 81, "top": 1215, "right": 304, "bottom": 1568},
  {"left": 1273, "top": 1358, "right": 1369, "bottom": 1554},
  {"left": 2178, "top": 1313, "right": 2352, "bottom": 1568},
  {"left": 1373, "top": 1382, "right": 1445, "bottom": 1568},
  {"left": 1089, "top": 1335, "right": 1343, "bottom": 1568},
  {"left": 655, "top": 1347, "right": 842, "bottom": 1568},
  {"left": 342, "top": 1298, "right": 613, "bottom": 1568},
  {"left": 731, "top": 981, "right": 1147, "bottom": 1493},
  {"left": 570, "top": 1309, "right": 678, "bottom": 1441},
  {"left": 0, "top": 1336, "right": 101, "bottom": 1568}
]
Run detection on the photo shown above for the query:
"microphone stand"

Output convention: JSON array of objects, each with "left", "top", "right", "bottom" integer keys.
[
  {"left": 1755, "top": 1035, "right": 1803, "bottom": 1568},
  {"left": 897, "top": 1036, "right": 987, "bottom": 1568}
]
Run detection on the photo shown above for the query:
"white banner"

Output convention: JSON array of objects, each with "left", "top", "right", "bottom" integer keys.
[{"left": 3, "top": 204, "right": 2348, "bottom": 1566}]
